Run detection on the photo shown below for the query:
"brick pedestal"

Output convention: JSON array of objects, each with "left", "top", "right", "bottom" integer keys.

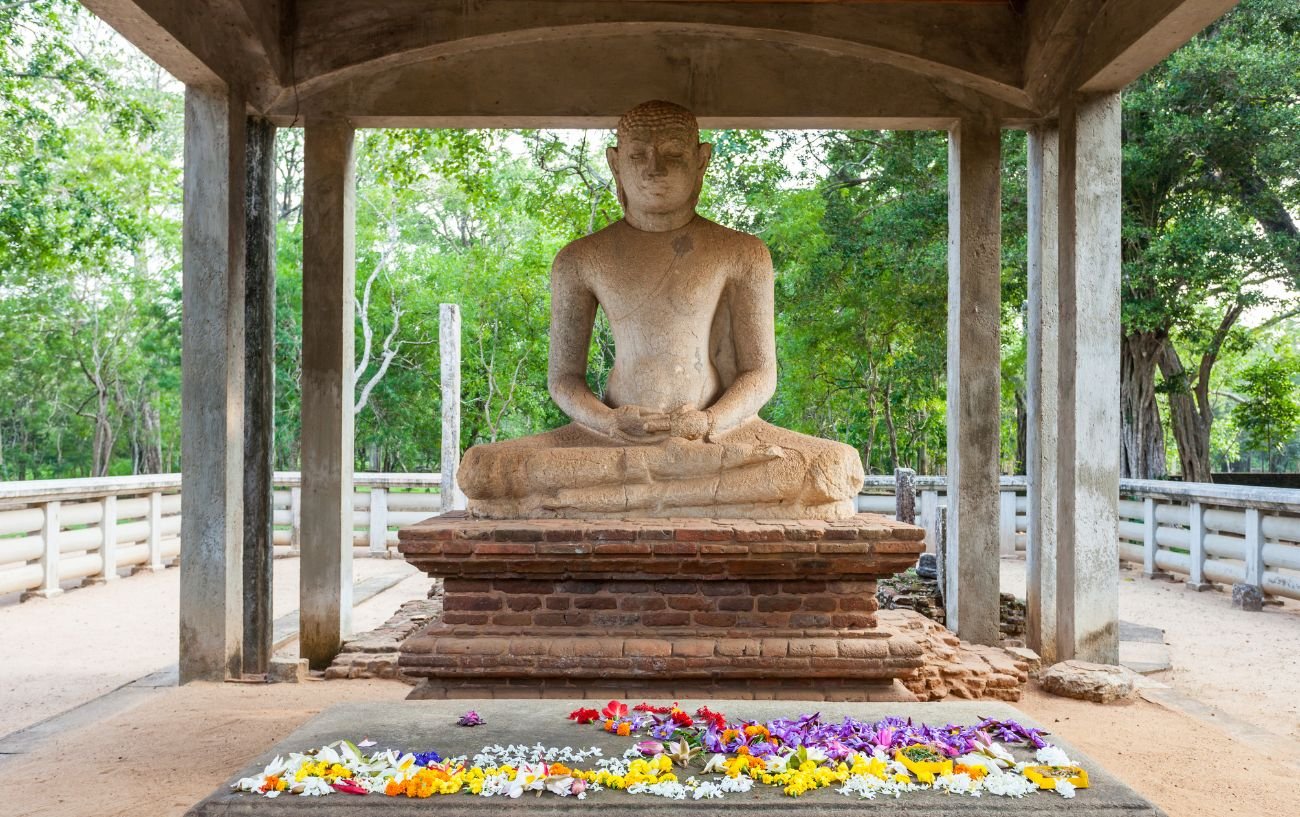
[{"left": 398, "top": 513, "right": 926, "bottom": 701}]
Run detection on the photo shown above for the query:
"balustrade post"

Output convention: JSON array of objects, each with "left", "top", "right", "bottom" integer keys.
[
  {"left": 142, "top": 491, "right": 165, "bottom": 572},
  {"left": 919, "top": 490, "right": 939, "bottom": 553},
  {"left": 999, "top": 490, "right": 1018, "bottom": 556},
  {"left": 289, "top": 486, "right": 302, "bottom": 555},
  {"left": 24, "top": 500, "right": 63, "bottom": 600},
  {"left": 1234, "top": 508, "right": 1265, "bottom": 611},
  {"left": 1186, "top": 501, "right": 1213, "bottom": 591},
  {"left": 1140, "top": 496, "right": 1168, "bottom": 579},
  {"left": 87, "top": 495, "right": 119, "bottom": 585},
  {"left": 369, "top": 487, "right": 389, "bottom": 557}
]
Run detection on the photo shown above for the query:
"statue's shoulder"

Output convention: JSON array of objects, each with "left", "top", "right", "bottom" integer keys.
[
  {"left": 553, "top": 220, "right": 623, "bottom": 271},
  {"left": 694, "top": 217, "right": 770, "bottom": 257}
]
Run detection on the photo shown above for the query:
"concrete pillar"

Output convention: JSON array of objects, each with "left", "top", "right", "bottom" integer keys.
[
  {"left": 242, "top": 116, "right": 277, "bottom": 677},
  {"left": 300, "top": 119, "right": 356, "bottom": 669},
  {"left": 1055, "top": 93, "right": 1122, "bottom": 664},
  {"left": 1186, "top": 500, "right": 1212, "bottom": 591},
  {"left": 25, "top": 501, "right": 63, "bottom": 599},
  {"left": 179, "top": 85, "right": 247, "bottom": 683},
  {"left": 944, "top": 117, "right": 1002, "bottom": 646},
  {"left": 87, "top": 495, "right": 119, "bottom": 585},
  {"left": 999, "top": 490, "right": 1018, "bottom": 556},
  {"left": 1025, "top": 126, "right": 1061, "bottom": 662},
  {"left": 919, "top": 490, "right": 939, "bottom": 553},
  {"left": 440, "top": 303, "right": 462, "bottom": 513},
  {"left": 369, "top": 487, "right": 389, "bottom": 556},
  {"left": 145, "top": 490, "right": 165, "bottom": 571}
]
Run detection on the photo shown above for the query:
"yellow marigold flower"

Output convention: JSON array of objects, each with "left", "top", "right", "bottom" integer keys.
[{"left": 616, "top": 722, "right": 632, "bottom": 737}]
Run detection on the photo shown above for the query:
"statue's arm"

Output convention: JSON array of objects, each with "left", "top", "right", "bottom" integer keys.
[
  {"left": 706, "top": 239, "right": 778, "bottom": 437},
  {"left": 547, "top": 247, "right": 614, "bottom": 434}
]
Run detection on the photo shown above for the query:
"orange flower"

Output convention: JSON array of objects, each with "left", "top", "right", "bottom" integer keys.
[
  {"left": 616, "top": 722, "right": 632, "bottom": 737},
  {"left": 603, "top": 720, "right": 616, "bottom": 732},
  {"left": 736, "top": 745, "right": 751, "bottom": 756}
]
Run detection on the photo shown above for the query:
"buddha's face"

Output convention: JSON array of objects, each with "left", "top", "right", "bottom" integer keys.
[{"left": 607, "top": 129, "right": 712, "bottom": 223}]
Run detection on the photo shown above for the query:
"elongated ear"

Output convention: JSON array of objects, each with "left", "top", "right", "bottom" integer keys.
[
  {"left": 607, "top": 146, "right": 628, "bottom": 210},
  {"left": 697, "top": 142, "right": 713, "bottom": 173}
]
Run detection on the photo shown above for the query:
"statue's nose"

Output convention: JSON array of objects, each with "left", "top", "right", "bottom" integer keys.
[{"left": 647, "top": 150, "right": 667, "bottom": 176}]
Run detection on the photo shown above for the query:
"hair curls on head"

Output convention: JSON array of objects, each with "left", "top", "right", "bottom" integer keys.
[{"left": 616, "top": 100, "right": 699, "bottom": 145}]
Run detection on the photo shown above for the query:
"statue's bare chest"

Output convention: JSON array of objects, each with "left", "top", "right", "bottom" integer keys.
[{"left": 587, "top": 230, "right": 731, "bottom": 323}]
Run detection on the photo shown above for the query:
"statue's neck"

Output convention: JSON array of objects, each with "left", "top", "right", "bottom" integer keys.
[{"left": 623, "top": 208, "right": 697, "bottom": 232}]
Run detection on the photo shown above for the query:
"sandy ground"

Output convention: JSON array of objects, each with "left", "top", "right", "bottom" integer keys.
[
  {"left": 0, "top": 557, "right": 427, "bottom": 737},
  {"left": 1002, "top": 558, "right": 1300, "bottom": 744}
]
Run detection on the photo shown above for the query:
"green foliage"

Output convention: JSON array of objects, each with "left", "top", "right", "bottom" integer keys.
[{"left": 1231, "top": 353, "right": 1300, "bottom": 470}]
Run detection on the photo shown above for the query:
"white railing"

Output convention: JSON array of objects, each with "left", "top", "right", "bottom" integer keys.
[
  {"left": 859, "top": 475, "right": 1028, "bottom": 556},
  {"left": 0, "top": 472, "right": 442, "bottom": 599},
  {"left": 859, "top": 473, "right": 1300, "bottom": 604}
]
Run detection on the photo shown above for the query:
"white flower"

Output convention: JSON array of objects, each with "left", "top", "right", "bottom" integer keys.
[
  {"left": 1035, "top": 745, "right": 1073, "bottom": 766},
  {"left": 981, "top": 769, "right": 1037, "bottom": 798},
  {"left": 358, "top": 738, "right": 377, "bottom": 748},
  {"left": 1055, "top": 780, "right": 1077, "bottom": 799},
  {"left": 701, "top": 753, "right": 728, "bottom": 775},
  {"left": 299, "top": 777, "right": 332, "bottom": 797}
]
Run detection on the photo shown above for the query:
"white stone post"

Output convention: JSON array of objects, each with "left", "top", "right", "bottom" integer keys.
[
  {"left": 919, "top": 490, "right": 939, "bottom": 553},
  {"left": 24, "top": 500, "right": 63, "bottom": 600},
  {"left": 300, "top": 119, "right": 356, "bottom": 669},
  {"left": 145, "top": 490, "right": 165, "bottom": 571},
  {"left": 289, "top": 485, "right": 302, "bottom": 554},
  {"left": 944, "top": 117, "right": 1003, "bottom": 646},
  {"left": 88, "top": 495, "right": 119, "bottom": 585},
  {"left": 1186, "top": 500, "right": 1211, "bottom": 591},
  {"left": 440, "top": 303, "right": 462, "bottom": 513},
  {"left": 1055, "top": 93, "right": 1122, "bottom": 664},
  {"left": 1141, "top": 496, "right": 1168, "bottom": 579},
  {"left": 1236, "top": 507, "right": 1265, "bottom": 611},
  {"left": 1025, "top": 126, "right": 1060, "bottom": 662},
  {"left": 999, "top": 490, "right": 1018, "bottom": 556},
  {"left": 369, "top": 487, "right": 389, "bottom": 556},
  {"left": 179, "top": 85, "right": 247, "bottom": 683}
]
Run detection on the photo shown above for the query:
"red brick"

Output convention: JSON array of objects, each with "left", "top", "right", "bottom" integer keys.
[
  {"left": 832, "top": 614, "right": 876, "bottom": 629},
  {"left": 557, "top": 581, "right": 605, "bottom": 594},
  {"left": 655, "top": 581, "right": 702, "bottom": 594},
  {"left": 716, "top": 639, "right": 763, "bottom": 657},
  {"left": 749, "top": 542, "right": 808, "bottom": 554},
  {"left": 491, "top": 613, "right": 535, "bottom": 626},
  {"left": 718, "top": 596, "right": 754, "bottom": 612},
  {"left": 476, "top": 542, "right": 537, "bottom": 556},
  {"left": 788, "top": 638, "right": 839, "bottom": 657},
  {"left": 693, "top": 612, "right": 737, "bottom": 628},
  {"left": 822, "top": 526, "right": 861, "bottom": 541},
  {"left": 732, "top": 525, "right": 787, "bottom": 542},
  {"left": 452, "top": 528, "right": 493, "bottom": 540},
  {"left": 441, "top": 612, "right": 489, "bottom": 625},
  {"left": 802, "top": 595, "right": 838, "bottom": 612},
  {"left": 441, "top": 541, "right": 476, "bottom": 555},
  {"left": 652, "top": 542, "right": 700, "bottom": 555},
  {"left": 444, "top": 594, "right": 502, "bottom": 612},
  {"left": 675, "top": 527, "right": 732, "bottom": 541},
  {"left": 790, "top": 613, "right": 833, "bottom": 628},
  {"left": 545, "top": 596, "right": 571, "bottom": 610},
  {"left": 782, "top": 580, "right": 827, "bottom": 594},
  {"left": 700, "top": 581, "right": 748, "bottom": 596},
  {"left": 699, "top": 542, "right": 749, "bottom": 555},
  {"left": 641, "top": 611, "right": 691, "bottom": 627},
  {"left": 637, "top": 527, "right": 676, "bottom": 541},
  {"left": 593, "top": 542, "right": 652, "bottom": 555},
  {"left": 592, "top": 612, "right": 643, "bottom": 628},
  {"left": 620, "top": 596, "right": 667, "bottom": 612},
  {"left": 496, "top": 580, "right": 557, "bottom": 594},
  {"left": 839, "top": 596, "right": 878, "bottom": 612},
  {"left": 506, "top": 595, "right": 542, "bottom": 612},
  {"left": 756, "top": 595, "right": 800, "bottom": 613},
  {"left": 666, "top": 595, "right": 710, "bottom": 611},
  {"left": 543, "top": 527, "right": 589, "bottom": 542},
  {"left": 818, "top": 542, "right": 870, "bottom": 554},
  {"left": 573, "top": 595, "right": 617, "bottom": 610},
  {"left": 443, "top": 579, "right": 493, "bottom": 593},
  {"left": 493, "top": 526, "right": 544, "bottom": 542},
  {"left": 588, "top": 526, "right": 640, "bottom": 542},
  {"left": 538, "top": 542, "right": 592, "bottom": 555},
  {"left": 838, "top": 639, "right": 890, "bottom": 659},
  {"left": 672, "top": 638, "right": 717, "bottom": 658}
]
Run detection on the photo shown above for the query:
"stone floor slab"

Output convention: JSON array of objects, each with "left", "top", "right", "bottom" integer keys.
[{"left": 186, "top": 699, "right": 1165, "bottom": 816}]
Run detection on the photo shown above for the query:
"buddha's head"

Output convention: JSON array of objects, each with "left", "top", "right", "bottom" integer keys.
[{"left": 607, "top": 100, "right": 713, "bottom": 230}]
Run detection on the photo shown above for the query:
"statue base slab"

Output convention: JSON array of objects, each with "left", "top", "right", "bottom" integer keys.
[{"left": 398, "top": 513, "right": 926, "bottom": 701}]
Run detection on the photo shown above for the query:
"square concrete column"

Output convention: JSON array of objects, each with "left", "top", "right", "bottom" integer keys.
[
  {"left": 1056, "top": 93, "right": 1122, "bottom": 664},
  {"left": 1025, "top": 126, "right": 1061, "bottom": 664},
  {"left": 179, "top": 85, "right": 247, "bottom": 683},
  {"left": 300, "top": 119, "right": 356, "bottom": 669},
  {"left": 944, "top": 117, "right": 1002, "bottom": 646},
  {"left": 242, "top": 116, "right": 277, "bottom": 676}
]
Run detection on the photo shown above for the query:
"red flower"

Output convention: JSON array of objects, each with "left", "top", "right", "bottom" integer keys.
[
  {"left": 331, "top": 779, "right": 368, "bottom": 795},
  {"left": 601, "top": 700, "right": 629, "bottom": 720},
  {"left": 568, "top": 707, "right": 600, "bottom": 724},
  {"left": 696, "top": 706, "right": 728, "bottom": 730},
  {"left": 670, "top": 710, "right": 694, "bottom": 728},
  {"left": 633, "top": 701, "right": 677, "bottom": 714}
]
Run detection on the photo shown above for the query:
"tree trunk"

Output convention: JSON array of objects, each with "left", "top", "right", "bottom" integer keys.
[
  {"left": 1120, "top": 330, "right": 1168, "bottom": 479},
  {"left": 1159, "top": 342, "right": 1212, "bottom": 483},
  {"left": 1014, "top": 389, "right": 1027, "bottom": 475}
]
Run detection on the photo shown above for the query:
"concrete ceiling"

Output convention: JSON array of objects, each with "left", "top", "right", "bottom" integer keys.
[{"left": 80, "top": 0, "right": 1239, "bottom": 128}]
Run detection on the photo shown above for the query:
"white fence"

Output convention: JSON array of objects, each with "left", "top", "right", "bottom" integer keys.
[
  {"left": 859, "top": 475, "right": 1029, "bottom": 556},
  {"left": 0, "top": 472, "right": 441, "bottom": 599},
  {"left": 860, "top": 473, "right": 1300, "bottom": 604}
]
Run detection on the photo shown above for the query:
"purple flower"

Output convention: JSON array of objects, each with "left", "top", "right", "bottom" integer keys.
[
  {"left": 457, "top": 710, "right": 486, "bottom": 727},
  {"left": 412, "top": 750, "right": 443, "bottom": 766}
]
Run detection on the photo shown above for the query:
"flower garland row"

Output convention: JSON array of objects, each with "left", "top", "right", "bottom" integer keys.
[{"left": 233, "top": 702, "right": 1088, "bottom": 802}]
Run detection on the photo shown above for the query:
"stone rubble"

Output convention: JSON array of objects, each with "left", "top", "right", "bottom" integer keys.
[
  {"left": 877, "top": 609, "right": 1030, "bottom": 702},
  {"left": 1040, "top": 659, "right": 1139, "bottom": 704},
  {"left": 323, "top": 584, "right": 443, "bottom": 681}
]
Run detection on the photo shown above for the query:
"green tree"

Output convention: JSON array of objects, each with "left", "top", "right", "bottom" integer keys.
[{"left": 1232, "top": 354, "right": 1300, "bottom": 471}]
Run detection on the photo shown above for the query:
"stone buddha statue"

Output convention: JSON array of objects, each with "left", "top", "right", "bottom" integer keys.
[{"left": 458, "top": 100, "right": 864, "bottom": 519}]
